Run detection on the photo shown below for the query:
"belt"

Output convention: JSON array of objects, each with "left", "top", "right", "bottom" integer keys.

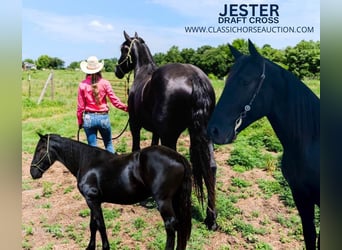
[{"left": 84, "top": 111, "right": 108, "bottom": 115}]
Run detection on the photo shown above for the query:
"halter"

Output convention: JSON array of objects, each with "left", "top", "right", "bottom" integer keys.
[
  {"left": 234, "top": 62, "right": 266, "bottom": 135},
  {"left": 31, "top": 135, "right": 52, "bottom": 173},
  {"left": 115, "top": 38, "right": 139, "bottom": 75}
]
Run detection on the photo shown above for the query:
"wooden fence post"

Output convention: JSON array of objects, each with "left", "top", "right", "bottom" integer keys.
[
  {"left": 37, "top": 71, "right": 54, "bottom": 104},
  {"left": 28, "top": 73, "right": 31, "bottom": 98},
  {"left": 50, "top": 70, "right": 54, "bottom": 100}
]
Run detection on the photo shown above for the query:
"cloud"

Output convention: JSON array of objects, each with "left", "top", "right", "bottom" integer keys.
[
  {"left": 88, "top": 20, "right": 114, "bottom": 32},
  {"left": 22, "top": 8, "right": 116, "bottom": 44}
]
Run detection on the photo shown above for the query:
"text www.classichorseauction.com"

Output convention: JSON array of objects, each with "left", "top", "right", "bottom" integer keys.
[{"left": 184, "top": 3, "right": 315, "bottom": 34}]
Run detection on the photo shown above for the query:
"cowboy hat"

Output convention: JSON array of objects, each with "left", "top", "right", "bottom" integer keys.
[{"left": 80, "top": 56, "right": 104, "bottom": 74}]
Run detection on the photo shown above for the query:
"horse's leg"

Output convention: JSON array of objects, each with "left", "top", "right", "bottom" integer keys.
[
  {"left": 86, "top": 209, "right": 97, "bottom": 250},
  {"left": 292, "top": 190, "right": 317, "bottom": 250},
  {"left": 86, "top": 201, "right": 110, "bottom": 250},
  {"left": 130, "top": 121, "right": 141, "bottom": 151},
  {"left": 156, "top": 199, "right": 177, "bottom": 250},
  {"left": 204, "top": 141, "right": 218, "bottom": 230},
  {"left": 151, "top": 133, "right": 159, "bottom": 146},
  {"left": 160, "top": 133, "right": 179, "bottom": 151}
]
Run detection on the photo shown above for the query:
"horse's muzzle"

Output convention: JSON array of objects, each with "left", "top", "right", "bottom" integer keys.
[{"left": 30, "top": 166, "right": 43, "bottom": 179}]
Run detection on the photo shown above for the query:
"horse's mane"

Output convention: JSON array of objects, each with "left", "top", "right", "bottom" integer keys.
[
  {"left": 50, "top": 134, "right": 113, "bottom": 155},
  {"left": 272, "top": 60, "right": 320, "bottom": 146},
  {"left": 135, "top": 37, "right": 158, "bottom": 74}
]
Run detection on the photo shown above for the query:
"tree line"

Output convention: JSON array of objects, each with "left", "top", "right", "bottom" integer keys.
[{"left": 23, "top": 38, "right": 319, "bottom": 80}]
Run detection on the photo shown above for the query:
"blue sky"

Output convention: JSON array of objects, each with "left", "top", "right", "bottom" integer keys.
[{"left": 22, "top": 0, "right": 320, "bottom": 67}]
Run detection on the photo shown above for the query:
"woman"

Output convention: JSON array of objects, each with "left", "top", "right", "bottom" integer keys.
[{"left": 77, "top": 56, "right": 128, "bottom": 154}]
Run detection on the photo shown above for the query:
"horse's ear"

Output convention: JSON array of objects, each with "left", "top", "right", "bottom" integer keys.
[
  {"left": 123, "top": 30, "right": 131, "bottom": 42},
  {"left": 37, "top": 132, "right": 44, "bottom": 138},
  {"left": 134, "top": 32, "right": 138, "bottom": 39},
  {"left": 248, "top": 39, "right": 261, "bottom": 57},
  {"left": 228, "top": 44, "right": 243, "bottom": 60}
]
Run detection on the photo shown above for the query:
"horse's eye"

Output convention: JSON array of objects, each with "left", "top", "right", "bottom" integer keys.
[{"left": 121, "top": 45, "right": 129, "bottom": 53}]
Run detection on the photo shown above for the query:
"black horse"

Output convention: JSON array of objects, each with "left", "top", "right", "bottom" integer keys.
[
  {"left": 207, "top": 40, "right": 320, "bottom": 249},
  {"left": 115, "top": 31, "right": 218, "bottom": 230},
  {"left": 30, "top": 133, "right": 192, "bottom": 250}
]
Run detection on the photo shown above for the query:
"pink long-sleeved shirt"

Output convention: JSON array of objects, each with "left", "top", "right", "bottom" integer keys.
[{"left": 77, "top": 75, "right": 128, "bottom": 125}]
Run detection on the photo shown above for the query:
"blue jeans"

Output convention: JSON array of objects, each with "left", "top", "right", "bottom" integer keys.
[{"left": 83, "top": 113, "right": 115, "bottom": 153}]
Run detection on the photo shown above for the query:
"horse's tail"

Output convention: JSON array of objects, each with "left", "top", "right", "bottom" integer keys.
[
  {"left": 189, "top": 71, "right": 216, "bottom": 206},
  {"left": 174, "top": 156, "right": 192, "bottom": 250}
]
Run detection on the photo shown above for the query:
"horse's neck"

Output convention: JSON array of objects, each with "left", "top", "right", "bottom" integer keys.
[
  {"left": 54, "top": 139, "right": 81, "bottom": 177},
  {"left": 267, "top": 67, "right": 319, "bottom": 150},
  {"left": 133, "top": 43, "right": 157, "bottom": 78}
]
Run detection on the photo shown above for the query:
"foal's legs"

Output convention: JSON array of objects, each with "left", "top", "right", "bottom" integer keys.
[
  {"left": 292, "top": 191, "right": 317, "bottom": 250},
  {"left": 86, "top": 201, "right": 110, "bottom": 250}
]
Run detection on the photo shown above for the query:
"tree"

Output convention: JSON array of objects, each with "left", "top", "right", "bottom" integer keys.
[
  {"left": 103, "top": 58, "right": 117, "bottom": 72},
  {"left": 285, "top": 40, "right": 320, "bottom": 79},
  {"left": 153, "top": 52, "right": 167, "bottom": 66},
  {"left": 50, "top": 57, "right": 65, "bottom": 69},
  {"left": 36, "top": 55, "right": 51, "bottom": 69},
  {"left": 23, "top": 58, "right": 35, "bottom": 64},
  {"left": 36, "top": 55, "right": 65, "bottom": 69},
  {"left": 164, "top": 46, "right": 183, "bottom": 63},
  {"left": 68, "top": 61, "right": 80, "bottom": 70}
]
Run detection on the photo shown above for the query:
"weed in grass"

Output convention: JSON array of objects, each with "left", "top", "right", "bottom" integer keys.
[
  {"left": 41, "top": 203, "right": 51, "bottom": 209},
  {"left": 272, "top": 171, "right": 295, "bottom": 208},
  {"left": 63, "top": 185, "right": 74, "bottom": 194},
  {"left": 22, "top": 224, "right": 34, "bottom": 236},
  {"left": 130, "top": 229, "right": 144, "bottom": 241},
  {"left": 103, "top": 207, "right": 121, "bottom": 221},
  {"left": 251, "top": 211, "right": 260, "bottom": 218},
  {"left": 255, "top": 241, "right": 273, "bottom": 249},
  {"left": 42, "top": 181, "right": 53, "bottom": 198},
  {"left": 65, "top": 224, "right": 84, "bottom": 244},
  {"left": 227, "top": 142, "right": 266, "bottom": 170},
  {"left": 233, "top": 219, "right": 257, "bottom": 237},
  {"left": 78, "top": 208, "right": 90, "bottom": 217},
  {"left": 231, "top": 177, "right": 252, "bottom": 188},
  {"left": 216, "top": 192, "right": 242, "bottom": 222},
  {"left": 37, "top": 243, "right": 54, "bottom": 250},
  {"left": 257, "top": 179, "right": 282, "bottom": 199},
  {"left": 22, "top": 238, "right": 32, "bottom": 250},
  {"left": 133, "top": 217, "right": 147, "bottom": 230},
  {"left": 111, "top": 222, "right": 121, "bottom": 236},
  {"left": 231, "top": 165, "right": 248, "bottom": 173},
  {"left": 43, "top": 223, "right": 64, "bottom": 239},
  {"left": 22, "top": 179, "right": 33, "bottom": 190},
  {"left": 72, "top": 193, "right": 83, "bottom": 201},
  {"left": 116, "top": 137, "right": 128, "bottom": 153},
  {"left": 109, "top": 238, "right": 123, "bottom": 249}
]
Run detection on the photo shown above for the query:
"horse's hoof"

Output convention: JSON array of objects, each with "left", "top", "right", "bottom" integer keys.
[{"left": 204, "top": 217, "right": 219, "bottom": 231}]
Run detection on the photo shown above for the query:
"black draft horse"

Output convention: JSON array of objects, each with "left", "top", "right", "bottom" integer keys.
[
  {"left": 207, "top": 40, "right": 320, "bottom": 249},
  {"left": 115, "top": 31, "right": 218, "bottom": 230},
  {"left": 30, "top": 133, "right": 192, "bottom": 250}
]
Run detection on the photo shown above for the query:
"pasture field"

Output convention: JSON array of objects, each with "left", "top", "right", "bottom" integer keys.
[{"left": 22, "top": 70, "right": 320, "bottom": 249}]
